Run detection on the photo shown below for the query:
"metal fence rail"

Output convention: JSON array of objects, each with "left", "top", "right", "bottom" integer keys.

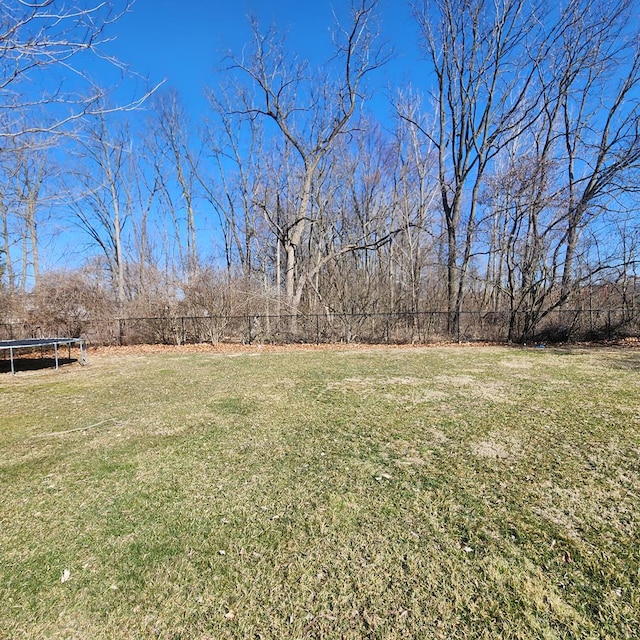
[{"left": 2, "top": 308, "right": 639, "bottom": 346}]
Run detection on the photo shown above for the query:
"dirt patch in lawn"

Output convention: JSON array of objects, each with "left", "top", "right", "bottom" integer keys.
[{"left": 471, "top": 433, "right": 523, "bottom": 461}]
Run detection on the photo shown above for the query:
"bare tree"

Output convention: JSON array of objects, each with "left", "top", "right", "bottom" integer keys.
[
  {"left": 65, "top": 112, "right": 133, "bottom": 307},
  {"left": 0, "top": 0, "right": 161, "bottom": 329},
  {"left": 611, "top": 215, "right": 640, "bottom": 323},
  {"left": 0, "top": 0, "right": 158, "bottom": 140},
  {"left": 151, "top": 91, "right": 201, "bottom": 281},
  {"left": 391, "top": 92, "right": 441, "bottom": 317},
  {"left": 201, "top": 84, "right": 267, "bottom": 288},
  {"left": 0, "top": 213, "right": 11, "bottom": 290},
  {"left": 16, "top": 142, "right": 47, "bottom": 291},
  {"left": 306, "top": 123, "right": 395, "bottom": 319},
  {"left": 226, "top": 0, "right": 390, "bottom": 318},
  {"left": 411, "top": 0, "right": 553, "bottom": 335},
  {"left": 550, "top": 0, "right": 640, "bottom": 306},
  {"left": 0, "top": 133, "right": 54, "bottom": 292},
  {"left": 479, "top": 136, "right": 558, "bottom": 339},
  {"left": 479, "top": 0, "right": 640, "bottom": 340},
  {"left": 0, "top": 247, "right": 5, "bottom": 290}
]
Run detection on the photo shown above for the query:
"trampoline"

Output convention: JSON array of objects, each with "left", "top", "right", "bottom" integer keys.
[{"left": 0, "top": 338, "right": 87, "bottom": 374}]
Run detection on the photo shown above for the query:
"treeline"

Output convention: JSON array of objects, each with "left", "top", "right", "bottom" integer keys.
[{"left": 1, "top": 0, "right": 640, "bottom": 344}]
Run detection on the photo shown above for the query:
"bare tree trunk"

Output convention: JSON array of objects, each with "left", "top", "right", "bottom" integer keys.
[{"left": 0, "top": 194, "right": 14, "bottom": 290}]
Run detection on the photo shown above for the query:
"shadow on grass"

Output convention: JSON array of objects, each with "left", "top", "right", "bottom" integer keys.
[
  {"left": 544, "top": 344, "right": 640, "bottom": 369},
  {"left": 606, "top": 351, "right": 640, "bottom": 370},
  {"left": 0, "top": 356, "right": 78, "bottom": 374}
]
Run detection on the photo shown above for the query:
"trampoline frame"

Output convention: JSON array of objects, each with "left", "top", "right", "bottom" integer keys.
[{"left": 0, "top": 338, "right": 86, "bottom": 374}]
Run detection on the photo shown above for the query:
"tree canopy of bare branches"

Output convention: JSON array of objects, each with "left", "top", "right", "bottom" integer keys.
[{"left": 3, "top": 0, "right": 640, "bottom": 345}]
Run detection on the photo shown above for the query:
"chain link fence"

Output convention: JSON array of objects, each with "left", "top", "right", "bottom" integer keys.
[{"left": 2, "top": 308, "right": 639, "bottom": 346}]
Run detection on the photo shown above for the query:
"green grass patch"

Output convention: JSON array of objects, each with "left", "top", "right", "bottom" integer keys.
[{"left": 1, "top": 346, "right": 639, "bottom": 638}]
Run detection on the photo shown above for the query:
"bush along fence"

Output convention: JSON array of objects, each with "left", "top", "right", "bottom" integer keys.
[{"left": 1, "top": 308, "right": 639, "bottom": 346}]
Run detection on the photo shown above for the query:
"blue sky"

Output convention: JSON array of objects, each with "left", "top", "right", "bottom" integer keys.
[
  {"left": 30, "top": 1, "right": 426, "bottom": 276},
  {"left": 105, "top": 0, "right": 422, "bottom": 122}
]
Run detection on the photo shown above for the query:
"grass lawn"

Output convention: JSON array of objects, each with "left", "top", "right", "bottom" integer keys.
[{"left": 0, "top": 344, "right": 639, "bottom": 639}]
